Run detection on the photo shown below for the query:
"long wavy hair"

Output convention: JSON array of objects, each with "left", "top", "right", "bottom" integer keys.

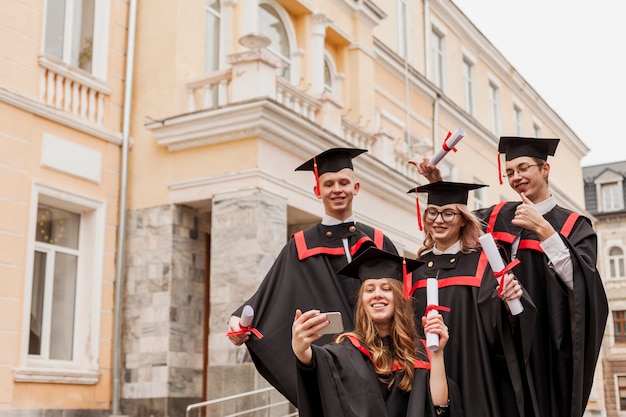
[
  {"left": 417, "top": 204, "right": 485, "bottom": 257},
  {"left": 337, "top": 279, "right": 423, "bottom": 392}
]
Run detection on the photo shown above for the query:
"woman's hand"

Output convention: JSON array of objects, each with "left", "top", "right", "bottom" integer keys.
[
  {"left": 422, "top": 313, "right": 449, "bottom": 351},
  {"left": 499, "top": 273, "right": 523, "bottom": 301},
  {"left": 408, "top": 157, "right": 443, "bottom": 183},
  {"left": 291, "top": 309, "right": 329, "bottom": 365}
]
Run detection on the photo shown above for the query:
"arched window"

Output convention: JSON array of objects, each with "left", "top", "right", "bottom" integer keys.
[
  {"left": 259, "top": 3, "right": 291, "bottom": 80},
  {"left": 609, "top": 246, "right": 625, "bottom": 279}
]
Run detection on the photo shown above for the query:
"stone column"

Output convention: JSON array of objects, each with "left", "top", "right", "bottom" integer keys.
[
  {"left": 207, "top": 188, "right": 287, "bottom": 402},
  {"left": 310, "top": 13, "right": 330, "bottom": 95},
  {"left": 122, "top": 205, "right": 208, "bottom": 417},
  {"left": 227, "top": 49, "right": 280, "bottom": 101}
]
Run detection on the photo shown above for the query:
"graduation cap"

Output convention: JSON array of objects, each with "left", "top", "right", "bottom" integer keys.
[
  {"left": 407, "top": 181, "right": 488, "bottom": 231},
  {"left": 295, "top": 148, "right": 367, "bottom": 196},
  {"left": 497, "top": 136, "right": 559, "bottom": 183},
  {"left": 338, "top": 247, "right": 424, "bottom": 299}
]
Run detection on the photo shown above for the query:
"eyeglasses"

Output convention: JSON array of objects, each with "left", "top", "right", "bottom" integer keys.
[
  {"left": 424, "top": 208, "right": 460, "bottom": 222},
  {"left": 503, "top": 163, "right": 542, "bottom": 178}
]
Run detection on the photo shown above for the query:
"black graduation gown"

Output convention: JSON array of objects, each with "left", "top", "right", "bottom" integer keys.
[
  {"left": 412, "top": 250, "right": 536, "bottom": 417},
  {"left": 231, "top": 222, "right": 397, "bottom": 405},
  {"left": 296, "top": 336, "right": 463, "bottom": 417},
  {"left": 476, "top": 202, "right": 608, "bottom": 417}
]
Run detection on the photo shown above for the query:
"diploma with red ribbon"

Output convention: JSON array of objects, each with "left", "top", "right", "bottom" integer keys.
[
  {"left": 479, "top": 233, "right": 524, "bottom": 315},
  {"left": 428, "top": 128, "right": 465, "bottom": 165},
  {"left": 425, "top": 278, "right": 451, "bottom": 351},
  {"left": 226, "top": 305, "right": 264, "bottom": 339}
]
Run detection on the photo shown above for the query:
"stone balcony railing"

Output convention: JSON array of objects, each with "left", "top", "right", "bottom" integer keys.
[
  {"left": 38, "top": 55, "right": 112, "bottom": 124},
  {"left": 179, "top": 48, "right": 424, "bottom": 181}
]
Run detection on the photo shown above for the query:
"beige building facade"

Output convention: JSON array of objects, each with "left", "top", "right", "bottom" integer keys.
[{"left": 0, "top": 0, "right": 603, "bottom": 416}]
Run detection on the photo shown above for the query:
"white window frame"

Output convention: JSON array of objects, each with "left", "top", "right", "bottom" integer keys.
[
  {"left": 462, "top": 56, "right": 476, "bottom": 116},
  {"left": 204, "top": 0, "right": 222, "bottom": 73},
  {"left": 323, "top": 51, "right": 342, "bottom": 98},
  {"left": 513, "top": 104, "right": 523, "bottom": 136},
  {"left": 615, "top": 373, "right": 626, "bottom": 411},
  {"left": 396, "top": 0, "right": 408, "bottom": 59},
  {"left": 259, "top": 0, "right": 300, "bottom": 85},
  {"left": 430, "top": 22, "right": 446, "bottom": 90},
  {"left": 472, "top": 179, "right": 487, "bottom": 210},
  {"left": 488, "top": 78, "right": 501, "bottom": 136},
  {"left": 532, "top": 118, "right": 542, "bottom": 137},
  {"left": 42, "top": 0, "right": 110, "bottom": 79},
  {"left": 14, "top": 182, "right": 106, "bottom": 384},
  {"left": 609, "top": 246, "right": 626, "bottom": 280},
  {"left": 602, "top": 181, "right": 624, "bottom": 212}
]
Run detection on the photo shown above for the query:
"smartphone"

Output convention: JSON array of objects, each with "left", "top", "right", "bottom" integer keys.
[{"left": 317, "top": 311, "right": 344, "bottom": 334}]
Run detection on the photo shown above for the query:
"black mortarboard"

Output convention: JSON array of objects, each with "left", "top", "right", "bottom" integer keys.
[
  {"left": 295, "top": 148, "right": 367, "bottom": 175},
  {"left": 408, "top": 181, "right": 488, "bottom": 206},
  {"left": 338, "top": 247, "right": 424, "bottom": 298},
  {"left": 498, "top": 137, "right": 560, "bottom": 161},
  {"left": 406, "top": 181, "right": 488, "bottom": 231}
]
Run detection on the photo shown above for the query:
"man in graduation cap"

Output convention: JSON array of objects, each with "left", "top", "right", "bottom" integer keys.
[
  {"left": 414, "top": 137, "right": 608, "bottom": 417},
  {"left": 409, "top": 181, "right": 534, "bottom": 417},
  {"left": 292, "top": 246, "right": 463, "bottom": 417},
  {"left": 227, "top": 147, "right": 398, "bottom": 406}
]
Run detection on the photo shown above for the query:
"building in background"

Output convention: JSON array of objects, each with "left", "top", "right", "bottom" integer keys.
[
  {"left": 0, "top": 0, "right": 129, "bottom": 415},
  {"left": 0, "top": 0, "right": 603, "bottom": 416},
  {"left": 584, "top": 161, "right": 626, "bottom": 417}
]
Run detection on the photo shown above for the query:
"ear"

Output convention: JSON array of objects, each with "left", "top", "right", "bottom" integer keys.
[
  {"left": 353, "top": 181, "right": 360, "bottom": 195},
  {"left": 314, "top": 185, "right": 321, "bottom": 199},
  {"left": 542, "top": 162, "right": 551, "bottom": 179}
]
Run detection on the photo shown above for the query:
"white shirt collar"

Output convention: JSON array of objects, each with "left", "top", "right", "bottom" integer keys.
[
  {"left": 432, "top": 240, "right": 461, "bottom": 255},
  {"left": 534, "top": 195, "right": 556, "bottom": 215},
  {"left": 322, "top": 214, "right": 356, "bottom": 226}
]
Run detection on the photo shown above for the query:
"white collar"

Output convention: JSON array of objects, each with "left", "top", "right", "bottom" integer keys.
[
  {"left": 432, "top": 240, "right": 461, "bottom": 255},
  {"left": 322, "top": 214, "right": 356, "bottom": 226},
  {"left": 533, "top": 195, "right": 556, "bottom": 215}
]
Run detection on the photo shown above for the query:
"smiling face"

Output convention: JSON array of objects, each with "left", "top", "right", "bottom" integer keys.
[
  {"left": 316, "top": 168, "right": 360, "bottom": 220},
  {"left": 424, "top": 203, "right": 466, "bottom": 252},
  {"left": 504, "top": 156, "right": 551, "bottom": 203},
  {"left": 361, "top": 278, "right": 396, "bottom": 334}
]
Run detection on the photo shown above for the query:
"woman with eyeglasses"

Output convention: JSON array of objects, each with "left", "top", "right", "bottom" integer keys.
[{"left": 409, "top": 181, "right": 535, "bottom": 417}]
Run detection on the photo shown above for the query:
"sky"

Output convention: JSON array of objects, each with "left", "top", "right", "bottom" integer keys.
[{"left": 451, "top": 0, "right": 626, "bottom": 167}]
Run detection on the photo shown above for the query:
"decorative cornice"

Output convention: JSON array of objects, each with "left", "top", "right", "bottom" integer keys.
[{"left": 0, "top": 86, "right": 123, "bottom": 145}]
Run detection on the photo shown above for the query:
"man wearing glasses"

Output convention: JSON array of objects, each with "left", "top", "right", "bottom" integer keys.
[{"left": 415, "top": 136, "right": 607, "bottom": 417}]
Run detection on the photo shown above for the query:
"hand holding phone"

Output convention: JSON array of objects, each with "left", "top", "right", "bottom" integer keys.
[{"left": 317, "top": 311, "right": 343, "bottom": 335}]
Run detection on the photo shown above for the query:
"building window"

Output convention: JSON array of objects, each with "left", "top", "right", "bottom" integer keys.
[
  {"left": 609, "top": 247, "right": 625, "bottom": 279},
  {"left": 514, "top": 105, "right": 523, "bottom": 135},
  {"left": 533, "top": 122, "right": 541, "bottom": 137},
  {"left": 43, "top": 0, "right": 109, "bottom": 77},
  {"left": 431, "top": 30, "right": 445, "bottom": 89},
  {"left": 259, "top": 3, "right": 291, "bottom": 80},
  {"left": 615, "top": 311, "right": 626, "bottom": 344},
  {"left": 618, "top": 375, "right": 626, "bottom": 410},
  {"left": 489, "top": 82, "right": 501, "bottom": 136},
  {"left": 473, "top": 180, "right": 487, "bottom": 210},
  {"left": 205, "top": 0, "right": 220, "bottom": 73},
  {"left": 462, "top": 58, "right": 475, "bottom": 116},
  {"left": 16, "top": 184, "right": 105, "bottom": 384},
  {"left": 601, "top": 182, "right": 623, "bottom": 211},
  {"left": 29, "top": 205, "right": 80, "bottom": 360},
  {"left": 397, "top": 0, "right": 408, "bottom": 58}
]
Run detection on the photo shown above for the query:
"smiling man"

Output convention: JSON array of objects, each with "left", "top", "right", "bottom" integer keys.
[
  {"left": 227, "top": 148, "right": 398, "bottom": 406},
  {"left": 477, "top": 137, "right": 608, "bottom": 417}
]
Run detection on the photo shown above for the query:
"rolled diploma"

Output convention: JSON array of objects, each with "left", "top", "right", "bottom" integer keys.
[
  {"left": 240, "top": 305, "right": 254, "bottom": 328},
  {"left": 426, "top": 278, "right": 440, "bottom": 351},
  {"left": 478, "top": 234, "right": 524, "bottom": 315},
  {"left": 428, "top": 127, "right": 466, "bottom": 165}
]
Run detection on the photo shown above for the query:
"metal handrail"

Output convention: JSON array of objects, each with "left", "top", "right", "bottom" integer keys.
[{"left": 186, "top": 387, "right": 298, "bottom": 417}]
